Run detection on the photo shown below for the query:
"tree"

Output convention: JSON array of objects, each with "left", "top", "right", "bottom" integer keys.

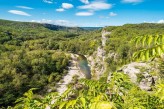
[{"left": 133, "top": 34, "right": 164, "bottom": 61}]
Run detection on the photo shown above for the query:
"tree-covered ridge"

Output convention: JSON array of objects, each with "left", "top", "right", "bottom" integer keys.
[
  {"left": 104, "top": 23, "right": 164, "bottom": 71},
  {"left": 0, "top": 19, "right": 101, "bottom": 107},
  {"left": 0, "top": 19, "right": 101, "bottom": 54},
  {"left": 0, "top": 19, "right": 83, "bottom": 32}
]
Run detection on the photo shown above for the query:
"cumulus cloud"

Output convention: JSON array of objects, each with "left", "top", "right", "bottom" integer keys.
[
  {"left": 158, "top": 20, "right": 164, "bottom": 23},
  {"left": 56, "top": 3, "right": 73, "bottom": 12},
  {"left": 78, "top": 1, "right": 112, "bottom": 11},
  {"left": 43, "top": 0, "right": 53, "bottom": 4},
  {"left": 122, "top": 0, "right": 143, "bottom": 3},
  {"left": 16, "top": 6, "right": 33, "bottom": 9},
  {"left": 56, "top": 8, "right": 65, "bottom": 12},
  {"left": 76, "top": 11, "right": 94, "bottom": 16},
  {"left": 8, "top": 10, "right": 31, "bottom": 16},
  {"left": 31, "top": 19, "right": 77, "bottom": 27},
  {"left": 80, "top": 0, "right": 89, "bottom": 4},
  {"left": 77, "top": 1, "right": 112, "bottom": 17},
  {"left": 62, "top": 3, "right": 74, "bottom": 9},
  {"left": 109, "top": 12, "right": 117, "bottom": 16}
]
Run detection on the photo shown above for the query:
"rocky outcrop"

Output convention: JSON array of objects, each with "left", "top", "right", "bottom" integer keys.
[
  {"left": 87, "top": 31, "right": 111, "bottom": 79},
  {"left": 120, "top": 62, "right": 158, "bottom": 91},
  {"left": 121, "top": 62, "right": 147, "bottom": 83}
]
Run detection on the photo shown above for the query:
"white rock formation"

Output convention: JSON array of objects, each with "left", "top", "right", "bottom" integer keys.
[
  {"left": 121, "top": 62, "right": 156, "bottom": 91},
  {"left": 87, "top": 31, "right": 111, "bottom": 79}
]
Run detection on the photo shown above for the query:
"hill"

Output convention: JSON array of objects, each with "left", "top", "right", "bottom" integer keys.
[
  {"left": 0, "top": 19, "right": 84, "bottom": 32},
  {"left": 0, "top": 19, "right": 101, "bottom": 107}
]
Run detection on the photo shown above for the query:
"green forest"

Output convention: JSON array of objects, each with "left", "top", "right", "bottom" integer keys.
[{"left": 0, "top": 19, "right": 164, "bottom": 109}]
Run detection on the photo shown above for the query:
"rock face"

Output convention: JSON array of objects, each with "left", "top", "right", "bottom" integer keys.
[
  {"left": 120, "top": 62, "right": 157, "bottom": 91},
  {"left": 121, "top": 62, "right": 147, "bottom": 83},
  {"left": 87, "top": 31, "right": 111, "bottom": 79}
]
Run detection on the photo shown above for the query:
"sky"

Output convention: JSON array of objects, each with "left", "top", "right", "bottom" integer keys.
[{"left": 0, "top": 0, "right": 164, "bottom": 27}]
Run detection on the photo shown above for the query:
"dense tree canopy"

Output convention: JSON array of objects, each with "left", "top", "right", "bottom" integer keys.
[
  {"left": 0, "top": 19, "right": 101, "bottom": 107},
  {"left": 104, "top": 23, "right": 164, "bottom": 71}
]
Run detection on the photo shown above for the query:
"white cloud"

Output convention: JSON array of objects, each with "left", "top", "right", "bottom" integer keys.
[
  {"left": 43, "top": 0, "right": 53, "bottom": 4},
  {"left": 109, "top": 12, "right": 117, "bottom": 16},
  {"left": 122, "top": 0, "right": 143, "bottom": 3},
  {"left": 31, "top": 19, "right": 77, "bottom": 27},
  {"left": 56, "top": 3, "right": 73, "bottom": 12},
  {"left": 8, "top": 10, "right": 31, "bottom": 16},
  {"left": 76, "top": 11, "right": 94, "bottom": 16},
  {"left": 78, "top": 1, "right": 112, "bottom": 11},
  {"left": 80, "top": 0, "right": 89, "bottom": 4},
  {"left": 62, "top": 3, "right": 74, "bottom": 9},
  {"left": 16, "top": 6, "right": 33, "bottom": 9},
  {"left": 56, "top": 8, "right": 65, "bottom": 12},
  {"left": 158, "top": 20, "right": 164, "bottom": 23}
]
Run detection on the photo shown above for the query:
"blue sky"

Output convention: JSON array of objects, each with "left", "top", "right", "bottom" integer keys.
[{"left": 0, "top": 0, "right": 164, "bottom": 27}]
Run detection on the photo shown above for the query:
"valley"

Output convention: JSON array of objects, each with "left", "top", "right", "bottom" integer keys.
[{"left": 0, "top": 19, "right": 163, "bottom": 109}]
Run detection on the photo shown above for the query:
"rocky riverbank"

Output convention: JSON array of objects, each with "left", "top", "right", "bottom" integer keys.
[{"left": 56, "top": 54, "right": 85, "bottom": 95}]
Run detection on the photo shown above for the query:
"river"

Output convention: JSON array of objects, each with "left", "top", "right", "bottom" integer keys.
[{"left": 77, "top": 54, "right": 91, "bottom": 79}]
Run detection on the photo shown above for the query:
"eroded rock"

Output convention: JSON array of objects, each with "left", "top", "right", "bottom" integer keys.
[{"left": 120, "top": 62, "right": 157, "bottom": 91}]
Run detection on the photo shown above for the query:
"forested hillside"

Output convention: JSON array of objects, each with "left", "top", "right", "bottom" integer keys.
[
  {"left": 104, "top": 23, "right": 164, "bottom": 71},
  {"left": 0, "top": 19, "right": 101, "bottom": 107}
]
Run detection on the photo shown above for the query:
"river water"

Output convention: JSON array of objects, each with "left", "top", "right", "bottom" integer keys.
[{"left": 77, "top": 54, "right": 91, "bottom": 79}]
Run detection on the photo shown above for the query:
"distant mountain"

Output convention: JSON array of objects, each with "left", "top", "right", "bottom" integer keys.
[
  {"left": 43, "top": 23, "right": 84, "bottom": 32},
  {"left": 0, "top": 19, "right": 84, "bottom": 32},
  {"left": 81, "top": 27, "right": 103, "bottom": 30}
]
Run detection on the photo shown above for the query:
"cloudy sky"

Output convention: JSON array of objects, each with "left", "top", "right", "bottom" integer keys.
[{"left": 0, "top": 0, "right": 164, "bottom": 27}]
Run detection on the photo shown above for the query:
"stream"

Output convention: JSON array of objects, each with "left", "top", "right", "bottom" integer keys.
[{"left": 77, "top": 54, "right": 91, "bottom": 79}]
